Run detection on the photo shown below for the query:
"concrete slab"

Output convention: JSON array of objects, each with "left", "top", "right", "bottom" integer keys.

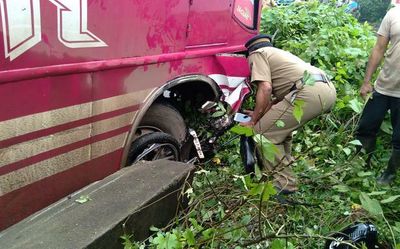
[{"left": 0, "top": 160, "right": 195, "bottom": 249}]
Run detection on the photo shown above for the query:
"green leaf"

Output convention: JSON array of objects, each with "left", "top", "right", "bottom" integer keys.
[
  {"left": 394, "top": 222, "right": 400, "bottom": 233},
  {"left": 305, "top": 227, "right": 314, "bottom": 235},
  {"left": 165, "top": 233, "right": 180, "bottom": 249},
  {"left": 253, "top": 134, "right": 279, "bottom": 163},
  {"left": 244, "top": 175, "right": 254, "bottom": 190},
  {"left": 336, "top": 100, "right": 346, "bottom": 110},
  {"left": 332, "top": 184, "right": 349, "bottom": 193},
  {"left": 201, "top": 228, "right": 216, "bottom": 240},
  {"left": 303, "top": 70, "right": 316, "bottom": 86},
  {"left": 357, "top": 171, "right": 373, "bottom": 177},
  {"left": 121, "top": 234, "right": 135, "bottom": 249},
  {"left": 343, "top": 147, "right": 351, "bottom": 156},
  {"left": 223, "top": 231, "right": 233, "bottom": 240},
  {"left": 248, "top": 183, "right": 264, "bottom": 196},
  {"left": 211, "top": 111, "right": 225, "bottom": 118},
  {"left": 189, "top": 218, "right": 203, "bottom": 231},
  {"left": 150, "top": 226, "right": 159, "bottom": 232},
  {"left": 201, "top": 210, "right": 213, "bottom": 222},
  {"left": 217, "top": 102, "right": 226, "bottom": 113},
  {"left": 349, "top": 139, "right": 362, "bottom": 146},
  {"left": 184, "top": 229, "right": 196, "bottom": 246},
  {"left": 359, "top": 192, "right": 383, "bottom": 216},
  {"left": 262, "top": 182, "right": 277, "bottom": 202},
  {"left": 152, "top": 233, "right": 166, "bottom": 247},
  {"left": 381, "top": 195, "right": 400, "bottom": 204},
  {"left": 348, "top": 98, "right": 363, "bottom": 114},
  {"left": 271, "top": 239, "right": 285, "bottom": 249},
  {"left": 293, "top": 99, "right": 305, "bottom": 123},
  {"left": 75, "top": 195, "right": 91, "bottom": 204},
  {"left": 275, "top": 120, "right": 286, "bottom": 128},
  {"left": 241, "top": 215, "right": 252, "bottom": 225},
  {"left": 254, "top": 163, "right": 262, "bottom": 180},
  {"left": 368, "top": 191, "right": 387, "bottom": 196},
  {"left": 380, "top": 120, "right": 393, "bottom": 135},
  {"left": 230, "top": 124, "right": 254, "bottom": 137},
  {"left": 344, "top": 47, "right": 363, "bottom": 57}
]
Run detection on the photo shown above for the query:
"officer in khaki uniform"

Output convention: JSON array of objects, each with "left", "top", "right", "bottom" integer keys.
[{"left": 242, "top": 34, "right": 337, "bottom": 193}]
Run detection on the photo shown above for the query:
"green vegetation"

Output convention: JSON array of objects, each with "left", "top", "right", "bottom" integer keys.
[
  {"left": 358, "top": 0, "right": 391, "bottom": 24},
  {"left": 125, "top": 2, "right": 400, "bottom": 248}
]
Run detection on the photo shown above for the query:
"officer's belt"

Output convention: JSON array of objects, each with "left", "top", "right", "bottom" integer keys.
[
  {"left": 289, "top": 74, "right": 330, "bottom": 92},
  {"left": 311, "top": 74, "right": 330, "bottom": 84}
]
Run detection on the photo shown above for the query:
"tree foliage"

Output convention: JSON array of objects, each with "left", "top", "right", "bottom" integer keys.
[
  {"left": 261, "top": 1, "right": 380, "bottom": 121},
  {"left": 262, "top": 1, "right": 375, "bottom": 89},
  {"left": 358, "top": 0, "right": 391, "bottom": 24}
]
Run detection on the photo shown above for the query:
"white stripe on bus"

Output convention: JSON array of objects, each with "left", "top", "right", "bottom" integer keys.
[
  {"left": 0, "top": 112, "right": 136, "bottom": 167},
  {"left": 0, "top": 88, "right": 154, "bottom": 141},
  {"left": 0, "top": 133, "right": 127, "bottom": 196}
]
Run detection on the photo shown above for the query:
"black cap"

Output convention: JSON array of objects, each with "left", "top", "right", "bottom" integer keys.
[{"left": 245, "top": 34, "right": 273, "bottom": 49}]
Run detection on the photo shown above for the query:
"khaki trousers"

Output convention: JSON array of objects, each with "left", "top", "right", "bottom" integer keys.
[{"left": 254, "top": 81, "right": 336, "bottom": 190}]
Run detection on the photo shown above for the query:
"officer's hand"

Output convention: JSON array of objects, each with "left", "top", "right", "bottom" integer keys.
[
  {"left": 360, "top": 83, "right": 373, "bottom": 100},
  {"left": 240, "top": 121, "right": 255, "bottom": 127},
  {"left": 243, "top": 110, "right": 254, "bottom": 116}
]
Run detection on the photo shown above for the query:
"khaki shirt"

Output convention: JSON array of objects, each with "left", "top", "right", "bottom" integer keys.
[
  {"left": 263, "top": 0, "right": 277, "bottom": 9},
  {"left": 375, "top": 6, "right": 400, "bottom": 98},
  {"left": 248, "top": 47, "right": 322, "bottom": 100}
]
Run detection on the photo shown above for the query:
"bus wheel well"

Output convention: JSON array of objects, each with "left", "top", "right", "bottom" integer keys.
[
  {"left": 127, "top": 80, "right": 220, "bottom": 165},
  {"left": 163, "top": 81, "right": 220, "bottom": 109}
]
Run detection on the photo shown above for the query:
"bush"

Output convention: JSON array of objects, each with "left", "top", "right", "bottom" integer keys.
[
  {"left": 358, "top": 0, "right": 391, "bottom": 24},
  {"left": 261, "top": 1, "right": 376, "bottom": 118},
  {"left": 261, "top": 1, "right": 375, "bottom": 82}
]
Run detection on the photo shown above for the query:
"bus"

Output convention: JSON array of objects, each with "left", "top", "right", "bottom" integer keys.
[{"left": 0, "top": 0, "right": 260, "bottom": 230}]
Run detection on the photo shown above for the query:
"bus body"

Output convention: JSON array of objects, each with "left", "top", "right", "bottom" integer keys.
[{"left": 0, "top": 0, "right": 260, "bottom": 230}]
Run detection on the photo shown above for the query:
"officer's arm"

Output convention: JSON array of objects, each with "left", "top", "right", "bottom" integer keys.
[
  {"left": 363, "top": 35, "right": 389, "bottom": 85},
  {"left": 252, "top": 81, "right": 272, "bottom": 124}
]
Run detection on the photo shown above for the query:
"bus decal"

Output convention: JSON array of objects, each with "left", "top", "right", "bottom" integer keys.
[
  {"left": 0, "top": 0, "right": 41, "bottom": 61},
  {"left": 0, "top": 0, "right": 107, "bottom": 61},
  {"left": 49, "top": 0, "right": 107, "bottom": 48}
]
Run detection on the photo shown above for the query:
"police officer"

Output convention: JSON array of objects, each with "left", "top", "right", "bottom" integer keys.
[{"left": 242, "top": 34, "right": 337, "bottom": 193}]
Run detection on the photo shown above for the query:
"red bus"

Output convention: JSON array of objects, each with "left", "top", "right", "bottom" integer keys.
[{"left": 0, "top": 0, "right": 260, "bottom": 230}]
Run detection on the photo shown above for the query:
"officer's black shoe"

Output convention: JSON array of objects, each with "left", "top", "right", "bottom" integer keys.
[
  {"left": 377, "top": 171, "right": 396, "bottom": 185},
  {"left": 377, "top": 149, "right": 400, "bottom": 185},
  {"left": 240, "top": 136, "right": 256, "bottom": 174}
]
